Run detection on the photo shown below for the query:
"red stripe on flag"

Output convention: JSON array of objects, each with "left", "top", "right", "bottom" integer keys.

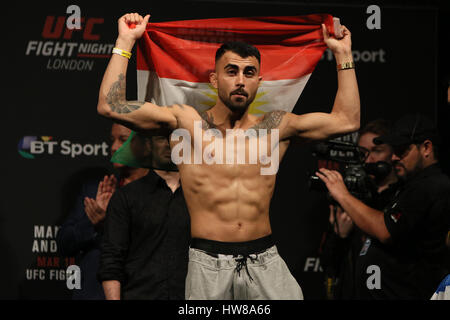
[{"left": 137, "top": 14, "right": 334, "bottom": 82}]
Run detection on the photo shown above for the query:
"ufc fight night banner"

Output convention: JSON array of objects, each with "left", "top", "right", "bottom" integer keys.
[{"left": 4, "top": 1, "right": 443, "bottom": 300}]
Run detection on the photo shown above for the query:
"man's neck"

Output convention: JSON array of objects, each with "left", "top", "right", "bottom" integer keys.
[
  {"left": 154, "top": 169, "right": 180, "bottom": 193},
  {"left": 120, "top": 167, "right": 149, "bottom": 186},
  {"left": 423, "top": 158, "right": 438, "bottom": 169},
  {"left": 210, "top": 101, "right": 248, "bottom": 129}
]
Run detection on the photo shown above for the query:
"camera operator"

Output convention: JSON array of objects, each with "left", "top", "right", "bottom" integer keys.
[
  {"left": 320, "top": 119, "right": 399, "bottom": 299},
  {"left": 317, "top": 114, "right": 450, "bottom": 299}
]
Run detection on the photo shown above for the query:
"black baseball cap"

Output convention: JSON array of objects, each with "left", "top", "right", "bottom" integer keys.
[{"left": 373, "top": 113, "right": 440, "bottom": 146}]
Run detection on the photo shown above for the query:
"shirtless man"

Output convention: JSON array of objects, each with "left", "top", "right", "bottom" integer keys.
[{"left": 97, "top": 13, "right": 360, "bottom": 300}]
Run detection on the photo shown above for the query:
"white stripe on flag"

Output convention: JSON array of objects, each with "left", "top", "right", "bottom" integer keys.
[{"left": 137, "top": 70, "right": 311, "bottom": 114}]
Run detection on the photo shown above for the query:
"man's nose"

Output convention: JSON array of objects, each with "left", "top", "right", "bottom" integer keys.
[
  {"left": 391, "top": 153, "right": 400, "bottom": 161},
  {"left": 365, "top": 153, "right": 375, "bottom": 163},
  {"left": 235, "top": 72, "right": 245, "bottom": 86},
  {"left": 111, "top": 141, "right": 120, "bottom": 154}
]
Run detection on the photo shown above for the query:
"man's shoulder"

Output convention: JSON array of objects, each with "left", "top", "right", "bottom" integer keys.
[
  {"left": 122, "top": 173, "right": 155, "bottom": 191},
  {"left": 419, "top": 166, "right": 450, "bottom": 191},
  {"left": 403, "top": 167, "right": 450, "bottom": 204},
  {"left": 250, "top": 110, "right": 288, "bottom": 131},
  {"left": 168, "top": 104, "right": 200, "bottom": 116},
  {"left": 168, "top": 104, "right": 204, "bottom": 127}
]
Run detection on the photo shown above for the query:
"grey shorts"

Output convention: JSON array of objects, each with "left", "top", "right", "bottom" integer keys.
[{"left": 185, "top": 237, "right": 303, "bottom": 300}]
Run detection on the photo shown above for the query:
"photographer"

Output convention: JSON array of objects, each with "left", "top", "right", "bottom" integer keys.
[
  {"left": 317, "top": 114, "right": 450, "bottom": 299},
  {"left": 320, "top": 119, "right": 399, "bottom": 299}
]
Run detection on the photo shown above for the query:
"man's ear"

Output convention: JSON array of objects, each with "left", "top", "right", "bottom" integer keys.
[
  {"left": 209, "top": 72, "right": 218, "bottom": 89},
  {"left": 421, "top": 139, "right": 433, "bottom": 158},
  {"left": 258, "top": 75, "right": 262, "bottom": 86}
]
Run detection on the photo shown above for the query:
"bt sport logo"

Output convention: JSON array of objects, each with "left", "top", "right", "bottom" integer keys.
[{"left": 18, "top": 136, "right": 109, "bottom": 159}]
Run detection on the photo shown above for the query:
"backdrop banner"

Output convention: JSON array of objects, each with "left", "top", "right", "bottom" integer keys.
[{"left": 4, "top": 1, "right": 440, "bottom": 300}]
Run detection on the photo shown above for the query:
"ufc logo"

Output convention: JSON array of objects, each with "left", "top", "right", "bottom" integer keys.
[{"left": 42, "top": 16, "right": 104, "bottom": 40}]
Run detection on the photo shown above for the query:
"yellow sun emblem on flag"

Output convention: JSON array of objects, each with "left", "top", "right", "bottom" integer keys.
[{"left": 200, "top": 84, "right": 268, "bottom": 115}]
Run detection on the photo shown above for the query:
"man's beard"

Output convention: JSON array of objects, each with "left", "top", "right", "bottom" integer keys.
[
  {"left": 393, "top": 158, "right": 423, "bottom": 181},
  {"left": 219, "top": 88, "right": 255, "bottom": 113},
  {"left": 153, "top": 152, "right": 177, "bottom": 171}
]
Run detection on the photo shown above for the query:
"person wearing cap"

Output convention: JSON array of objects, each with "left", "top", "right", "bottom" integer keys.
[
  {"left": 316, "top": 113, "right": 450, "bottom": 299},
  {"left": 320, "top": 119, "right": 400, "bottom": 300}
]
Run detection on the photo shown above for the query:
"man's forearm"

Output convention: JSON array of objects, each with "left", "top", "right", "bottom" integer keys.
[
  {"left": 331, "top": 51, "right": 360, "bottom": 132},
  {"left": 335, "top": 192, "right": 391, "bottom": 243},
  {"left": 97, "top": 37, "right": 141, "bottom": 117},
  {"left": 103, "top": 280, "right": 121, "bottom": 300}
]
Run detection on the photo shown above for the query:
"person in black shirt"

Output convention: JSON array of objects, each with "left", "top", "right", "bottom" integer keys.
[
  {"left": 57, "top": 123, "right": 148, "bottom": 299},
  {"left": 317, "top": 113, "right": 450, "bottom": 299},
  {"left": 320, "top": 119, "right": 399, "bottom": 299},
  {"left": 98, "top": 135, "right": 190, "bottom": 300}
]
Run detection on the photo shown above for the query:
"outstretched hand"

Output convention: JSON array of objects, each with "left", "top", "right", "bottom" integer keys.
[
  {"left": 321, "top": 23, "right": 352, "bottom": 55},
  {"left": 84, "top": 175, "right": 117, "bottom": 226},
  {"left": 118, "top": 13, "right": 151, "bottom": 43}
]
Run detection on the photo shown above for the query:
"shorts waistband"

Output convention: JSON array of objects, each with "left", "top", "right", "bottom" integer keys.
[{"left": 190, "top": 235, "right": 274, "bottom": 256}]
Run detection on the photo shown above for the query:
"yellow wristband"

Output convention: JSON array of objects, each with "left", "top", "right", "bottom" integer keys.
[
  {"left": 337, "top": 61, "right": 355, "bottom": 71},
  {"left": 112, "top": 47, "right": 132, "bottom": 59}
]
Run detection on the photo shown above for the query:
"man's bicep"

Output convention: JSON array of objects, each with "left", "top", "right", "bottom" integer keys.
[
  {"left": 108, "top": 101, "right": 179, "bottom": 132},
  {"left": 285, "top": 112, "right": 336, "bottom": 140},
  {"left": 287, "top": 112, "right": 355, "bottom": 141},
  {"left": 128, "top": 102, "right": 179, "bottom": 130}
]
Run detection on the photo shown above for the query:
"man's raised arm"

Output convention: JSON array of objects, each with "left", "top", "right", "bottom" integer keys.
[
  {"left": 97, "top": 13, "right": 178, "bottom": 132},
  {"left": 283, "top": 24, "right": 360, "bottom": 141}
]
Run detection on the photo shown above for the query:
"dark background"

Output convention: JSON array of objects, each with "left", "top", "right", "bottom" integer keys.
[{"left": 3, "top": 0, "right": 448, "bottom": 299}]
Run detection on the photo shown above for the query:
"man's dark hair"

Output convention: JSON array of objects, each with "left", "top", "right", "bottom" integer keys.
[
  {"left": 215, "top": 41, "right": 261, "bottom": 65},
  {"left": 359, "top": 118, "right": 392, "bottom": 138}
]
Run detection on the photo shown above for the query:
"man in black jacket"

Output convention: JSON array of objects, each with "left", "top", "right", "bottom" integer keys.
[
  {"left": 317, "top": 114, "right": 450, "bottom": 299},
  {"left": 98, "top": 135, "right": 190, "bottom": 300},
  {"left": 57, "top": 123, "right": 148, "bottom": 299}
]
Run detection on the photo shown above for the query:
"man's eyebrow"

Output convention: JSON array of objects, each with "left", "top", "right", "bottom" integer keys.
[
  {"left": 224, "top": 63, "right": 239, "bottom": 70},
  {"left": 244, "top": 65, "right": 257, "bottom": 72},
  {"left": 224, "top": 64, "right": 257, "bottom": 72}
]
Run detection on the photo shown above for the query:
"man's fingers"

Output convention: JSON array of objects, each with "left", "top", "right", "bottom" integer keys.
[
  {"left": 126, "top": 13, "right": 142, "bottom": 25},
  {"left": 84, "top": 198, "right": 95, "bottom": 218},
  {"left": 321, "top": 168, "right": 342, "bottom": 181},
  {"left": 85, "top": 197, "right": 94, "bottom": 209},
  {"left": 98, "top": 178, "right": 105, "bottom": 194},
  {"left": 86, "top": 197, "right": 104, "bottom": 216},
  {"left": 341, "top": 25, "right": 350, "bottom": 35},
  {"left": 316, "top": 170, "right": 327, "bottom": 182},
  {"left": 143, "top": 14, "right": 151, "bottom": 26},
  {"left": 104, "top": 175, "right": 114, "bottom": 192},
  {"left": 317, "top": 168, "right": 332, "bottom": 180},
  {"left": 329, "top": 205, "right": 336, "bottom": 223},
  {"left": 124, "top": 13, "right": 134, "bottom": 25},
  {"left": 133, "top": 13, "right": 140, "bottom": 24},
  {"left": 317, "top": 169, "right": 345, "bottom": 186},
  {"left": 321, "top": 24, "right": 329, "bottom": 40}
]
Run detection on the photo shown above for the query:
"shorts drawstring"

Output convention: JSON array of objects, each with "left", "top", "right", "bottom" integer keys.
[{"left": 235, "top": 254, "right": 258, "bottom": 282}]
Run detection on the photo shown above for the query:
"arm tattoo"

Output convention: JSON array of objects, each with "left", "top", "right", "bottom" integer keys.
[
  {"left": 250, "top": 110, "right": 286, "bottom": 132},
  {"left": 198, "top": 110, "right": 217, "bottom": 130},
  {"left": 107, "top": 74, "right": 144, "bottom": 114}
]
